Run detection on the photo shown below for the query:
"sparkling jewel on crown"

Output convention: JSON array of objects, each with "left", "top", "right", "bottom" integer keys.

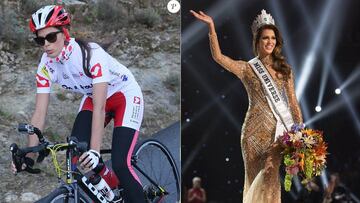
[{"left": 251, "top": 9, "right": 275, "bottom": 35}]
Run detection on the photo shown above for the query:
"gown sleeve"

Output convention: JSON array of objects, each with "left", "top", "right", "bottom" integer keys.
[
  {"left": 208, "top": 33, "right": 247, "bottom": 78},
  {"left": 285, "top": 69, "right": 303, "bottom": 124}
]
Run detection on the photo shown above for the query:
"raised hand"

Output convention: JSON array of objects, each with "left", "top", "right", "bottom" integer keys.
[{"left": 190, "top": 10, "right": 214, "bottom": 26}]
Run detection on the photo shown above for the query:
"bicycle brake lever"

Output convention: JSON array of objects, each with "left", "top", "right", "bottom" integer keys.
[
  {"left": 18, "top": 123, "right": 34, "bottom": 134},
  {"left": 10, "top": 143, "right": 42, "bottom": 174},
  {"left": 25, "top": 166, "right": 41, "bottom": 174},
  {"left": 10, "top": 143, "right": 23, "bottom": 173},
  {"left": 36, "top": 149, "right": 49, "bottom": 163},
  {"left": 76, "top": 142, "right": 88, "bottom": 153},
  {"left": 23, "top": 157, "right": 41, "bottom": 174}
]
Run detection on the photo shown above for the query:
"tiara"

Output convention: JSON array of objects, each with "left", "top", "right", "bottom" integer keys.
[{"left": 251, "top": 9, "right": 275, "bottom": 35}]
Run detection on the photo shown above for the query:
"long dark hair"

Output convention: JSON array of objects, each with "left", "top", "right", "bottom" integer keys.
[
  {"left": 252, "top": 24, "right": 291, "bottom": 80},
  {"left": 75, "top": 38, "right": 92, "bottom": 78}
]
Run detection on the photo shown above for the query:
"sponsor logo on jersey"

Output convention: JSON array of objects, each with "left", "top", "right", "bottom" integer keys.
[
  {"left": 121, "top": 75, "right": 128, "bottom": 81},
  {"left": 72, "top": 72, "right": 85, "bottom": 78},
  {"left": 62, "top": 84, "right": 93, "bottom": 90},
  {"left": 36, "top": 74, "right": 50, "bottom": 87},
  {"left": 109, "top": 69, "right": 120, "bottom": 77},
  {"left": 133, "top": 96, "right": 141, "bottom": 104},
  {"left": 63, "top": 73, "right": 69, "bottom": 79},
  {"left": 109, "top": 70, "right": 128, "bottom": 82},
  {"left": 44, "top": 62, "right": 55, "bottom": 73},
  {"left": 130, "top": 105, "right": 141, "bottom": 123},
  {"left": 90, "top": 63, "right": 103, "bottom": 78},
  {"left": 40, "top": 66, "right": 50, "bottom": 79}
]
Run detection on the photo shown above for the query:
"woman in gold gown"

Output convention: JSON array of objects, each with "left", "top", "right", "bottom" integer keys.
[{"left": 190, "top": 10, "right": 303, "bottom": 203}]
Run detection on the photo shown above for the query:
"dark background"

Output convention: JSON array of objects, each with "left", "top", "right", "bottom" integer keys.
[{"left": 181, "top": 0, "right": 360, "bottom": 202}]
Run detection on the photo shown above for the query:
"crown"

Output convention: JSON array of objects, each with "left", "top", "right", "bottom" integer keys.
[{"left": 251, "top": 9, "right": 275, "bottom": 35}]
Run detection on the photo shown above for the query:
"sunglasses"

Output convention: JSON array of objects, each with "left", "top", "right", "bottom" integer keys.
[{"left": 34, "top": 31, "right": 62, "bottom": 46}]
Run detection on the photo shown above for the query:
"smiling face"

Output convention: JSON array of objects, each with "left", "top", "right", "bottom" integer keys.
[
  {"left": 257, "top": 28, "right": 276, "bottom": 57},
  {"left": 37, "top": 27, "right": 65, "bottom": 58}
]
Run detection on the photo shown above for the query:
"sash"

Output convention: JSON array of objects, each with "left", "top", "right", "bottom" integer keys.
[{"left": 248, "top": 57, "right": 294, "bottom": 140}]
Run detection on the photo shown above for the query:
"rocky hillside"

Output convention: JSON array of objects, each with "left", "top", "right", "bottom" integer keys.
[{"left": 0, "top": 0, "right": 180, "bottom": 202}]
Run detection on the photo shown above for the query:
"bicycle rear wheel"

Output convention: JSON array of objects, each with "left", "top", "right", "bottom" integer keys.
[
  {"left": 35, "top": 186, "right": 91, "bottom": 203},
  {"left": 133, "top": 139, "right": 180, "bottom": 203}
]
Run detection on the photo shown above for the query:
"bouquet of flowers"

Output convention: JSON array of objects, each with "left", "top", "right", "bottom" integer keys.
[{"left": 278, "top": 123, "right": 328, "bottom": 191}]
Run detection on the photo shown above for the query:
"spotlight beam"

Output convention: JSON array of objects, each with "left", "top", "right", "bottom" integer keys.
[
  {"left": 183, "top": 59, "right": 242, "bottom": 132},
  {"left": 330, "top": 68, "right": 360, "bottom": 135},
  {"left": 296, "top": 0, "right": 360, "bottom": 135},
  {"left": 232, "top": 10, "right": 253, "bottom": 59},
  {"left": 269, "top": 1, "right": 298, "bottom": 73},
  {"left": 269, "top": 1, "right": 316, "bottom": 127},
  {"left": 316, "top": 22, "right": 342, "bottom": 107},
  {"left": 295, "top": 0, "right": 346, "bottom": 108},
  {"left": 339, "top": 64, "right": 360, "bottom": 90},
  {"left": 182, "top": 0, "right": 241, "bottom": 53},
  {"left": 182, "top": 81, "right": 242, "bottom": 131},
  {"left": 296, "top": 0, "right": 339, "bottom": 100},
  {"left": 305, "top": 86, "right": 360, "bottom": 125},
  {"left": 182, "top": 118, "right": 221, "bottom": 174}
]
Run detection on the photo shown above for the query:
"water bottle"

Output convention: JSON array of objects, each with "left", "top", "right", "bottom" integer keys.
[
  {"left": 94, "top": 163, "right": 120, "bottom": 189},
  {"left": 89, "top": 173, "right": 115, "bottom": 201}
]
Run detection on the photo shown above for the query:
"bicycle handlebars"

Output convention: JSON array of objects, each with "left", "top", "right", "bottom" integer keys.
[
  {"left": 10, "top": 143, "right": 42, "bottom": 174},
  {"left": 10, "top": 123, "right": 88, "bottom": 174}
]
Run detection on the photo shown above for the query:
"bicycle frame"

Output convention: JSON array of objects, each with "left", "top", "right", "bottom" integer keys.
[
  {"left": 12, "top": 124, "right": 179, "bottom": 203},
  {"left": 65, "top": 142, "right": 109, "bottom": 203}
]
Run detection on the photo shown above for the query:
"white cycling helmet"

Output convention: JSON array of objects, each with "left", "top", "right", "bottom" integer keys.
[{"left": 29, "top": 5, "right": 71, "bottom": 40}]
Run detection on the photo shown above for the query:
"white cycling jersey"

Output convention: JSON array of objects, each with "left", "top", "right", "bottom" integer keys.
[{"left": 36, "top": 38, "right": 141, "bottom": 97}]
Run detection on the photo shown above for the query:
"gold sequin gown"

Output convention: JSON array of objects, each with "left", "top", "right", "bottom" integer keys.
[{"left": 209, "top": 33, "right": 303, "bottom": 203}]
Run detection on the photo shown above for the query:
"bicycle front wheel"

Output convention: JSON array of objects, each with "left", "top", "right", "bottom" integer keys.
[
  {"left": 35, "top": 186, "right": 91, "bottom": 203},
  {"left": 133, "top": 139, "right": 180, "bottom": 203}
]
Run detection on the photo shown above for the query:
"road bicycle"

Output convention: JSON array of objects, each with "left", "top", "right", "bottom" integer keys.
[{"left": 10, "top": 123, "right": 180, "bottom": 203}]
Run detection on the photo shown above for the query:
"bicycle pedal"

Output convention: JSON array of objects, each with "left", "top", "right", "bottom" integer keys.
[
  {"left": 111, "top": 188, "right": 124, "bottom": 203},
  {"left": 143, "top": 185, "right": 159, "bottom": 201}
]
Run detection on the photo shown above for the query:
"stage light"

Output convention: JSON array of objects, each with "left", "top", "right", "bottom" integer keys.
[
  {"left": 330, "top": 68, "right": 360, "bottom": 134},
  {"left": 315, "top": 106, "right": 322, "bottom": 112},
  {"left": 335, "top": 88, "right": 341, "bottom": 95},
  {"left": 305, "top": 87, "right": 360, "bottom": 126}
]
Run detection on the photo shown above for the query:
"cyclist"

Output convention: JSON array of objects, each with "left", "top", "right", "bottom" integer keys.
[{"left": 11, "top": 5, "right": 146, "bottom": 203}]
